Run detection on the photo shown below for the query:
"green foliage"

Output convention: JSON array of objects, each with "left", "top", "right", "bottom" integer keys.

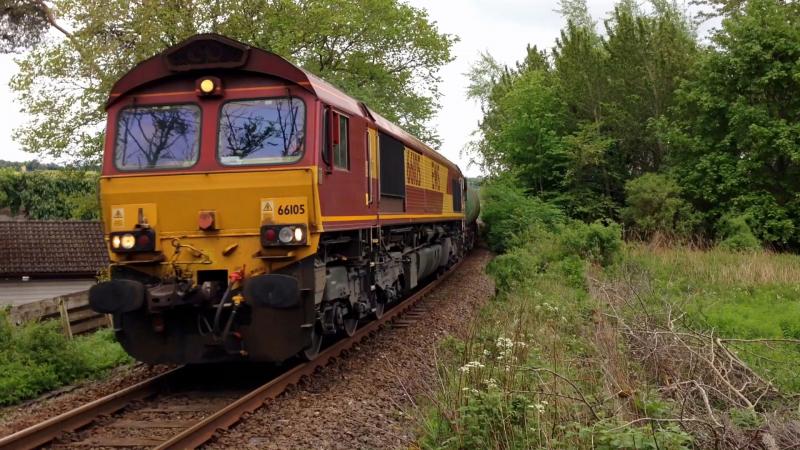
[
  {"left": 0, "top": 0, "right": 51, "bottom": 53},
  {"left": 419, "top": 188, "right": 654, "bottom": 449},
  {"left": 716, "top": 214, "right": 761, "bottom": 251},
  {"left": 468, "top": 0, "right": 696, "bottom": 224},
  {"left": 0, "top": 169, "right": 98, "bottom": 219},
  {"left": 576, "top": 421, "right": 692, "bottom": 450},
  {"left": 623, "top": 173, "right": 698, "bottom": 238},
  {"left": 0, "top": 313, "right": 130, "bottom": 405},
  {"left": 469, "top": 0, "right": 800, "bottom": 249},
  {"left": 480, "top": 175, "right": 565, "bottom": 253},
  {"left": 12, "top": 0, "right": 455, "bottom": 163},
  {"left": 664, "top": 0, "right": 800, "bottom": 247},
  {"left": 559, "top": 220, "right": 622, "bottom": 267}
]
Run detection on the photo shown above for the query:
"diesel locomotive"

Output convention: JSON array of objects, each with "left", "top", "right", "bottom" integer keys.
[{"left": 89, "top": 34, "right": 479, "bottom": 364}]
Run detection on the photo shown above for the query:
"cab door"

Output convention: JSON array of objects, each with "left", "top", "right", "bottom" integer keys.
[{"left": 318, "top": 105, "right": 375, "bottom": 227}]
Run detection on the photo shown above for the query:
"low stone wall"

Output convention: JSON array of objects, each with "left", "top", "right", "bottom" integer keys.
[{"left": 7, "top": 289, "right": 110, "bottom": 336}]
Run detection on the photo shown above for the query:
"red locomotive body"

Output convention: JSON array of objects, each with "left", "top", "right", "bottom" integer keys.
[{"left": 90, "top": 34, "right": 474, "bottom": 364}]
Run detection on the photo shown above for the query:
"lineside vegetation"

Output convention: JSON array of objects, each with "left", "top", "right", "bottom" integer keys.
[
  {"left": 415, "top": 177, "right": 800, "bottom": 449},
  {"left": 0, "top": 313, "right": 130, "bottom": 406}
]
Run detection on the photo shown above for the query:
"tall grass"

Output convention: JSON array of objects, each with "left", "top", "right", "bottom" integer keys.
[
  {"left": 415, "top": 178, "right": 691, "bottom": 449},
  {"left": 626, "top": 245, "right": 800, "bottom": 392},
  {"left": 416, "top": 177, "right": 800, "bottom": 449},
  {"left": 631, "top": 245, "right": 800, "bottom": 286}
]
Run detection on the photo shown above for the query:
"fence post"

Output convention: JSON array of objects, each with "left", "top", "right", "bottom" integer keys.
[{"left": 57, "top": 297, "right": 73, "bottom": 339}]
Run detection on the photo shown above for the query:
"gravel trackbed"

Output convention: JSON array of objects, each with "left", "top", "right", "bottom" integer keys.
[{"left": 206, "top": 248, "right": 493, "bottom": 450}]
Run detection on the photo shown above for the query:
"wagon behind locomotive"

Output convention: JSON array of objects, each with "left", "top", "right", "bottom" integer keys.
[{"left": 89, "top": 34, "right": 476, "bottom": 364}]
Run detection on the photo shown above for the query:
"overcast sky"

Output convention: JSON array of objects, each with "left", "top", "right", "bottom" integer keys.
[{"left": 0, "top": 0, "right": 701, "bottom": 176}]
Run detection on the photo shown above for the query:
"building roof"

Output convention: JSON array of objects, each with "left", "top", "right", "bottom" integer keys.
[{"left": 0, "top": 220, "right": 109, "bottom": 278}]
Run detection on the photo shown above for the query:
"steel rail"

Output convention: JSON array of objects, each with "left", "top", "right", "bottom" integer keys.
[
  {"left": 0, "top": 259, "right": 461, "bottom": 450},
  {"left": 0, "top": 367, "right": 185, "bottom": 450},
  {"left": 156, "top": 261, "right": 461, "bottom": 450}
]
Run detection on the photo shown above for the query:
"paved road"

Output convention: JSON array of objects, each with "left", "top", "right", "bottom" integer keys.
[{"left": 0, "top": 279, "right": 94, "bottom": 306}]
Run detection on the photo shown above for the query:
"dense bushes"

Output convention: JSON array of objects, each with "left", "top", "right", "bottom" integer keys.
[
  {"left": 483, "top": 175, "right": 622, "bottom": 292},
  {"left": 0, "top": 313, "right": 130, "bottom": 405},
  {"left": 481, "top": 176, "right": 565, "bottom": 253},
  {"left": 0, "top": 168, "right": 99, "bottom": 220},
  {"left": 622, "top": 173, "right": 698, "bottom": 239},
  {"left": 716, "top": 214, "right": 761, "bottom": 251}
]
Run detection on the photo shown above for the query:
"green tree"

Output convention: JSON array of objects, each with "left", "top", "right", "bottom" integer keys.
[
  {"left": 11, "top": 0, "right": 455, "bottom": 164},
  {"left": 665, "top": 0, "right": 800, "bottom": 246},
  {"left": 467, "top": 0, "right": 696, "bottom": 223},
  {"left": 0, "top": 169, "right": 98, "bottom": 219},
  {"left": 601, "top": 1, "right": 697, "bottom": 174}
]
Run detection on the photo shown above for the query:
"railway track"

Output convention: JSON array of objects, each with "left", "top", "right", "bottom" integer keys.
[{"left": 0, "top": 260, "right": 462, "bottom": 450}]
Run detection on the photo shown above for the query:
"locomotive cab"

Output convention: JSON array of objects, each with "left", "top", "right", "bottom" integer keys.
[{"left": 90, "top": 34, "right": 472, "bottom": 365}]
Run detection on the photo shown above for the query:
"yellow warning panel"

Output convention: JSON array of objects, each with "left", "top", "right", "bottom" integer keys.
[
  {"left": 260, "top": 197, "right": 308, "bottom": 225},
  {"left": 109, "top": 203, "right": 157, "bottom": 230},
  {"left": 111, "top": 207, "right": 125, "bottom": 229}
]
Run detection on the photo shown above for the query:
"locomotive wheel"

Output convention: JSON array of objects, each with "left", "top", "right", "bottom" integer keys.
[
  {"left": 343, "top": 315, "right": 358, "bottom": 337},
  {"left": 302, "top": 322, "right": 324, "bottom": 360},
  {"left": 374, "top": 300, "right": 385, "bottom": 319}
]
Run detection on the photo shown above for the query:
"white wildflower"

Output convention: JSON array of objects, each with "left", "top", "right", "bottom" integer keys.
[
  {"left": 496, "top": 337, "right": 514, "bottom": 349},
  {"left": 459, "top": 360, "right": 485, "bottom": 374},
  {"left": 528, "top": 402, "right": 546, "bottom": 413}
]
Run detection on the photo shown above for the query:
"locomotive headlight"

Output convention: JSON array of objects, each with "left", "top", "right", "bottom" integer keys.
[
  {"left": 199, "top": 79, "right": 215, "bottom": 94},
  {"left": 294, "top": 227, "right": 303, "bottom": 242},
  {"left": 120, "top": 233, "right": 136, "bottom": 249},
  {"left": 111, "top": 235, "right": 121, "bottom": 249},
  {"left": 278, "top": 226, "right": 294, "bottom": 244}
]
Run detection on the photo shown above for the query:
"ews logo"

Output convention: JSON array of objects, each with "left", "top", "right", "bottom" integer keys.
[
  {"left": 406, "top": 151, "right": 422, "bottom": 187},
  {"left": 405, "top": 150, "right": 446, "bottom": 193},
  {"left": 431, "top": 160, "right": 441, "bottom": 192}
]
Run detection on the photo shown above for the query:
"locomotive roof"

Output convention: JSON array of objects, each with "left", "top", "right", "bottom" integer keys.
[{"left": 107, "top": 33, "right": 461, "bottom": 174}]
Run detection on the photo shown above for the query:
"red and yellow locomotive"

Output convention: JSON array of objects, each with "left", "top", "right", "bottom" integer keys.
[{"left": 89, "top": 34, "right": 477, "bottom": 364}]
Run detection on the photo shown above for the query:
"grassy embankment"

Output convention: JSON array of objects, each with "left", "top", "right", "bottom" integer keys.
[
  {"left": 0, "top": 313, "right": 131, "bottom": 406},
  {"left": 415, "top": 179, "right": 800, "bottom": 449}
]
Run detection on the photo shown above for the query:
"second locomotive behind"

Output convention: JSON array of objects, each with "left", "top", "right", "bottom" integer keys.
[{"left": 89, "top": 34, "right": 479, "bottom": 364}]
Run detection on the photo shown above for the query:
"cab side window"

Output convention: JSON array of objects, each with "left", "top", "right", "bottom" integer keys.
[{"left": 334, "top": 115, "right": 349, "bottom": 170}]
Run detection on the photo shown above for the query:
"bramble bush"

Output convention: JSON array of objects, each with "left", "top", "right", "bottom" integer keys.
[{"left": 0, "top": 311, "right": 130, "bottom": 405}]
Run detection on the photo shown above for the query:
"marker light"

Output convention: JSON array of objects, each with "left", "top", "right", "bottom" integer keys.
[
  {"left": 137, "top": 233, "right": 151, "bottom": 248},
  {"left": 259, "top": 224, "right": 307, "bottom": 247},
  {"left": 112, "top": 235, "right": 121, "bottom": 249},
  {"left": 121, "top": 234, "right": 136, "bottom": 249},
  {"left": 278, "top": 227, "right": 294, "bottom": 244},
  {"left": 199, "top": 79, "right": 215, "bottom": 94}
]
